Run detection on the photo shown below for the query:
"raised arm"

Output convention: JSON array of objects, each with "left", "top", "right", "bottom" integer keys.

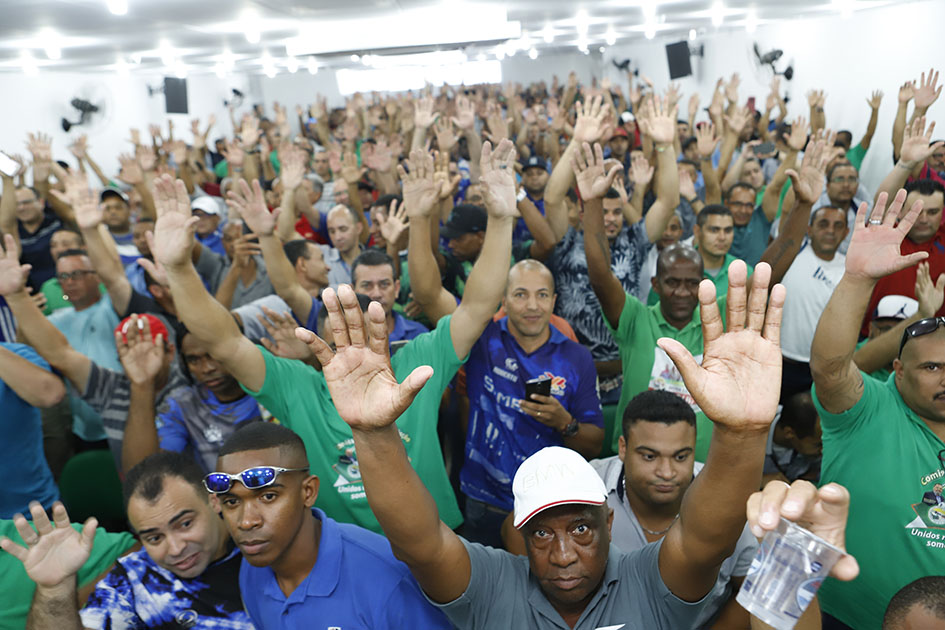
[
  {"left": 875, "top": 117, "right": 942, "bottom": 205},
  {"left": 151, "top": 176, "right": 266, "bottom": 392},
  {"left": 854, "top": 262, "right": 945, "bottom": 374},
  {"left": 695, "top": 122, "right": 722, "bottom": 206},
  {"left": 760, "top": 140, "right": 828, "bottom": 285},
  {"left": 657, "top": 261, "right": 784, "bottom": 601},
  {"left": 811, "top": 190, "right": 929, "bottom": 414},
  {"left": 638, "top": 97, "right": 680, "bottom": 243},
  {"left": 892, "top": 82, "right": 914, "bottom": 162},
  {"left": 402, "top": 150, "right": 457, "bottom": 323},
  {"left": 449, "top": 139, "right": 519, "bottom": 358},
  {"left": 0, "top": 170, "right": 17, "bottom": 253},
  {"left": 858, "top": 91, "right": 883, "bottom": 151},
  {"left": 298, "top": 286, "right": 470, "bottom": 604},
  {"left": 68, "top": 188, "right": 133, "bottom": 314},
  {"left": 0, "top": 344, "right": 66, "bottom": 408},
  {"left": 115, "top": 315, "right": 163, "bottom": 475},
  {"left": 575, "top": 143, "right": 626, "bottom": 329},
  {"left": 0, "top": 235, "right": 92, "bottom": 391},
  {"left": 716, "top": 106, "right": 750, "bottom": 183},
  {"left": 763, "top": 117, "right": 808, "bottom": 224},
  {"left": 226, "top": 179, "right": 314, "bottom": 325}
]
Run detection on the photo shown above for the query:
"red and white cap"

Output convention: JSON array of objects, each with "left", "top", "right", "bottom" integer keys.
[{"left": 512, "top": 446, "right": 607, "bottom": 529}]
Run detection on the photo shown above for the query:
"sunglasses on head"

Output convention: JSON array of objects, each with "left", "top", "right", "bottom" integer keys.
[
  {"left": 899, "top": 317, "right": 945, "bottom": 357},
  {"left": 203, "top": 466, "right": 309, "bottom": 494}
]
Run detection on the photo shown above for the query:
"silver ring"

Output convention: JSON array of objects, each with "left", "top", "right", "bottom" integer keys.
[{"left": 868, "top": 219, "right": 882, "bottom": 225}]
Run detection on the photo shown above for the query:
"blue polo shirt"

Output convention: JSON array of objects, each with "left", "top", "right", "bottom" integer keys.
[
  {"left": 390, "top": 311, "right": 428, "bottom": 343},
  {"left": 198, "top": 230, "right": 226, "bottom": 256},
  {"left": 239, "top": 508, "right": 451, "bottom": 630},
  {"left": 301, "top": 296, "right": 324, "bottom": 332},
  {"left": 460, "top": 318, "right": 604, "bottom": 511}
]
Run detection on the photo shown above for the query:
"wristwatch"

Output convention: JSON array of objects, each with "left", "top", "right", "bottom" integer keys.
[{"left": 561, "top": 418, "right": 580, "bottom": 437}]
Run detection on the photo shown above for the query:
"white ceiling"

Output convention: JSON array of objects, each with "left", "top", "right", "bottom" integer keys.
[{"left": 0, "top": 0, "right": 901, "bottom": 75}]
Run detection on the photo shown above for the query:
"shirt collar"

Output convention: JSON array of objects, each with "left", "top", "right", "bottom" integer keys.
[
  {"left": 498, "top": 316, "right": 568, "bottom": 347},
  {"left": 651, "top": 302, "right": 700, "bottom": 334},
  {"left": 262, "top": 508, "right": 341, "bottom": 603}
]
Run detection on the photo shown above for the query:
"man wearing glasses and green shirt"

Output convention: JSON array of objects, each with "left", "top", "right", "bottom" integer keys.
[{"left": 810, "top": 187, "right": 945, "bottom": 630}]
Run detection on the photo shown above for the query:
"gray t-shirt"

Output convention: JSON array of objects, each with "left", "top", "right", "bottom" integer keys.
[
  {"left": 195, "top": 247, "right": 275, "bottom": 309},
  {"left": 590, "top": 456, "right": 758, "bottom": 629},
  {"left": 432, "top": 538, "right": 705, "bottom": 629},
  {"left": 231, "top": 295, "right": 293, "bottom": 343}
]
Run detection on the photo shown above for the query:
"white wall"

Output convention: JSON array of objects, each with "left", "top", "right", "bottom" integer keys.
[
  {"left": 601, "top": 0, "right": 945, "bottom": 190},
  {"left": 0, "top": 72, "right": 253, "bottom": 177}
]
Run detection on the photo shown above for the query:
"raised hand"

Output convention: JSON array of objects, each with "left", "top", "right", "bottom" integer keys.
[
  {"left": 664, "top": 82, "right": 681, "bottom": 110},
  {"left": 116, "top": 314, "right": 164, "bottom": 385},
  {"left": 397, "top": 149, "right": 439, "bottom": 218},
  {"left": 571, "top": 142, "right": 622, "bottom": 201},
  {"left": 687, "top": 93, "right": 700, "bottom": 122},
  {"left": 259, "top": 307, "right": 317, "bottom": 362},
  {"left": 572, "top": 94, "right": 607, "bottom": 145},
  {"left": 658, "top": 261, "right": 784, "bottom": 433},
  {"left": 150, "top": 174, "right": 200, "bottom": 269},
  {"left": 226, "top": 178, "right": 277, "bottom": 237},
  {"left": 629, "top": 153, "right": 654, "bottom": 188},
  {"left": 137, "top": 146, "right": 157, "bottom": 172},
  {"left": 898, "top": 81, "right": 916, "bottom": 104},
  {"left": 68, "top": 134, "right": 88, "bottom": 159},
  {"left": 637, "top": 95, "right": 678, "bottom": 145},
  {"left": 786, "top": 116, "right": 810, "bottom": 152},
  {"left": 340, "top": 152, "right": 366, "bottom": 185},
  {"left": 679, "top": 168, "right": 696, "bottom": 200},
  {"left": 785, "top": 139, "right": 829, "bottom": 205},
  {"left": 746, "top": 480, "right": 859, "bottom": 581},
  {"left": 231, "top": 233, "right": 261, "bottom": 268},
  {"left": 280, "top": 147, "right": 306, "bottom": 191},
  {"left": 483, "top": 102, "right": 509, "bottom": 143},
  {"left": 451, "top": 95, "right": 476, "bottom": 131},
  {"left": 295, "top": 285, "right": 433, "bottom": 431},
  {"left": 845, "top": 189, "right": 929, "bottom": 281},
  {"left": 69, "top": 187, "right": 104, "bottom": 230},
  {"left": 118, "top": 153, "right": 143, "bottom": 186},
  {"left": 900, "top": 116, "right": 942, "bottom": 167},
  {"left": 915, "top": 261, "right": 945, "bottom": 318},
  {"left": 26, "top": 132, "right": 53, "bottom": 162},
  {"left": 914, "top": 68, "right": 942, "bottom": 109},
  {"left": 376, "top": 199, "right": 409, "bottom": 246},
  {"left": 807, "top": 89, "right": 826, "bottom": 108},
  {"left": 433, "top": 117, "right": 458, "bottom": 153},
  {"left": 414, "top": 96, "right": 439, "bottom": 129},
  {"left": 221, "top": 140, "right": 244, "bottom": 168},
  {"left": 0, "top": 502, "right": 96, "bottom": 589},
  {"left": 129, "top": 128, "right": 142, "bottom": 146},
  {"left": 723, "top": 106, "right": 751, "bottom": 137},
  {"left": 724, "top": 73, "right": 740, "bottom": 104},
  {"left": 478, "top": 138, "right": 519, "bottom": 219},
  {"left": 866, "top": 90, "right": 883, "bottom": 110},
  {"left": 166, "top": 140, "right": 188, "bottom": 166},
  {"left": 0, "top": 234, "right": 31, "bottom": 295},
  {"left": 694, "top": 122, "right": 720, "bottom": 159},
  {"left": 241, "top": 116, "right": 261, "bottom": 148},
  {"left": 361, "top": 139, "right": 393, "bottom": 172}
]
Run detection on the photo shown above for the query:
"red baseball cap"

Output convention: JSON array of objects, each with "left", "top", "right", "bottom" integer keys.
[{"left": 114, "top": 313, "right": 169, "bottom": 344}]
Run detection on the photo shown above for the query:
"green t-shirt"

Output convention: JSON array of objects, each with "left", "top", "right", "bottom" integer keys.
[
  {"left": 704, "top": 254, "right": 754, "bottom": 298},
  {"left": 242, "top": 315, "right": 464, "bottom": 532},
  {"left": 606, "top": 293, "right": 723, "bottom": 461},
  {"left": 40, "top": 278, "right": 108, "bottom": 315},
  {"left": 0, "top": 520, "right": 135, "bottom": 630},
  {"left": 812, "top": 373, "right": 945, "bottom": 630},
  {"left": 846, "top": 142, "right": 868, "bottom": 171}
]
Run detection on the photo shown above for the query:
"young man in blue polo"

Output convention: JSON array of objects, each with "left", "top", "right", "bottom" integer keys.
[{"left": 208, "top": 422, "right": 450, "bottom": 629}]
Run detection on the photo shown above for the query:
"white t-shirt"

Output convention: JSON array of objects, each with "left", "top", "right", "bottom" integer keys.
[{"left": 780, "top": 245, "right": 846, "bottom": 362}]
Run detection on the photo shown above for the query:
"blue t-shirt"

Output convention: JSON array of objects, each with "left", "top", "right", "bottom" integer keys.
[
  {"left": 301, "top": 296, "right": 323, "bottom": 333},
  {"left": 0, "top": 296, "right": 16, "bottom": 342},
  {"left": 156, "top": 387, "right": 264, "bottom": 472},
  {"left": 390, "top": 312, "right": 428, "bottom": 345},
  {"left": 198, "top": 230, "right": 226, "bottom": 257},
  {"left": 111, "top": 230, "right": 142, "bottom": 268},
  {"left": 460, "top": 318, "right": 604, "bottom": 510},
  {"left": 0, "top": 343, "right": 60, "bottom": 518},
  {"left": 239, "top": 508, "right": 451, "bottom": 630},
  {"left": 513, "top": 194, "right": 545, "bottom": 242},
  {"left": 730, "top": 205, "right": 774, "bottom": 267},
  {"left": 81, "top": 543, "right": 252, "bottom": 629}
]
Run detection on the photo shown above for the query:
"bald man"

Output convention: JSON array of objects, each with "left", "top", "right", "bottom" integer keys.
[
  {"left": 322, "top": 205, "right": 364, "bottom": 289},
  {"left": 459, "top": 259, "right": 604, "bottom": 547}
]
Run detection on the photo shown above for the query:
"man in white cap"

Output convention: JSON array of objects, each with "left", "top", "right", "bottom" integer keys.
[
  {"left": 296, "top": 256, "right": 811, "bottom": 629},
  {"left": 191, "top": 195, "right": 226, "bottom": 256}
]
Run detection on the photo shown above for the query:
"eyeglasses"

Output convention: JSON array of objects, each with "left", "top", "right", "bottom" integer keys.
[
  {"left": 829, "top": 176, "right": 859, "bottom": 184},
  {"left": 899, "top": 317, "right": 945, "bottom": 357},
  {"left": 203, "top": 466, "right": 309, "bottom": 493},
  {"left": 56, "top": 269, "right": 96, "bottom": 282}
]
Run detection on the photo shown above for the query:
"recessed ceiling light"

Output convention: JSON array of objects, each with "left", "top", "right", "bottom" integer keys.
[
  {"left": 106, "top": 0, "right": 128, "bottom": 16},
  {"left": 711, "top": 1, "right": 725, "bottom": 27},
  {"left": 605, "top": 30, "right": 617, "bottom": 46},
  {"left": 214, "top": 63, "right": 225, "bottom": 78},
  {"left": 645, "top": 24, "right": 656, "bottom": 39},
  {"left": 689, "top": 28, "right": 697, "bottom": 41},
  {"left": 22, "top": 52, "right": 39, "bottom": 76},
  {"left": 350, "top": 54, "right": 361, "bottom": 62},
  {"left": 745, "top": 7, "right": 758, "bottom": 32},
  {"left": 306, "top": 57, "right": 318, "bottom": 74},
  {"left": 287, "top": 57, "right": 299, "bottom": 73},
  {"left": 542, "top": 25, "right": 554, "bottom": 43},
  {"left": 528, "top": 47, "right": 538, "bottom": 60}
]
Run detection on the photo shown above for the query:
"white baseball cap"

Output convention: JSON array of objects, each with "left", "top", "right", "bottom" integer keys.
[
  {"left": 512, "top": 446, "right": 607, "bottom": 529},
  {"left": 874, "top": 295, "right": 919, "bottom": 321},
  {"left": 191, "top": 195, "right": 222, "bottom": 215}
]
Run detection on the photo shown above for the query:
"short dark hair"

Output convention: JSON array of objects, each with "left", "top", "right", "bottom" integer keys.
[
  {"left": 655, "top": 242, "right": 703, "bottom": 277},
  {"left": 905, "top": 178, "right": 945, "bottom": 198},
  {"left": 316, "top": 292, "right": 372, "bottom": 331},
  {"left": 123, "top": 451, "right": 206, "bottom": 511},
  {"left": 696, "top": 204, "right": 733, "bottom": 227},
  {"left": 351, "top": 248, "right": 396, "bottom": 283},
  {"left": 371, "top": 193, "right": 403, "bottom": 211},
  {"left": 681, "top": 137, "right": 698, "bottom": 152},
  {"left": 779, "top": 391, "right": 819, "bottom": 438},
  {"left": 16, "top": 185, "right": 43, "bottom": 201},
  {"left": 603, "top": 188, "right": 622, "bottom": 200},
  {"left": 826, "top": 161, "right": 857, "bottom": 181},
  {"left": 622, "top": 389, "right": 696, "bottom": 438},
  {"left": 725, "top": 182, "right": 756, "bottom": 200},
  {"left": 218, "top": 421, "right": 308, "bottom": 463},
  {"left": 284, "top": 239, "right": 313, "bottom": 267},
  {"left": 884, "top": 576, "right": 945, "bottom": 629},
  {"left": 810, "top": 204, "right": 843, "bottom": 225},
  {"left": 55, "top": 247, "right": 90, "bottom": 261}
]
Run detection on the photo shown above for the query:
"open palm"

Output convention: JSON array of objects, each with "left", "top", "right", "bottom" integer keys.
[
  {"left": 0, "top": 503, "right": 95, "bottom": 589},
  {"left": 296, "top": 286, "right": 432, "bottom": 430},
  {"left": 397, "top": 149, "right": 439, "bottom": 218},
  {"left": 845, "top": 190, "right": 928, "bottom": 280},
  {"left": 659, "top": 262, "right": 784, "bottom": 432},
  {"left": 150, "top": 175, "right": 199, "bottom": 269},
  {"left": 479, "top": 139, "right": 519, "bottom": 219},
  {"left": 785, "top": 139, "right": 828, "bottom": 204},
  {"left": 572, "top": 142, "right": 621, "bottom": 201},
  {"left": 227, "top": 179, "right": 276, "bottom": 237},
  {"left": 0, "top": 234, "right": 30, "bottom": 296}
]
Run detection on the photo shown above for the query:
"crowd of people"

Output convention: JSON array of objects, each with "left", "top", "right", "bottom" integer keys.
[{"left": 0, "top": 64, "right": 943, "bottom": 630}]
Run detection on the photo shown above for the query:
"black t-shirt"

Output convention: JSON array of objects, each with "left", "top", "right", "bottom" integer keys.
[{"left": 19, "top": 208, "right": 62, "bottom": 290}]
